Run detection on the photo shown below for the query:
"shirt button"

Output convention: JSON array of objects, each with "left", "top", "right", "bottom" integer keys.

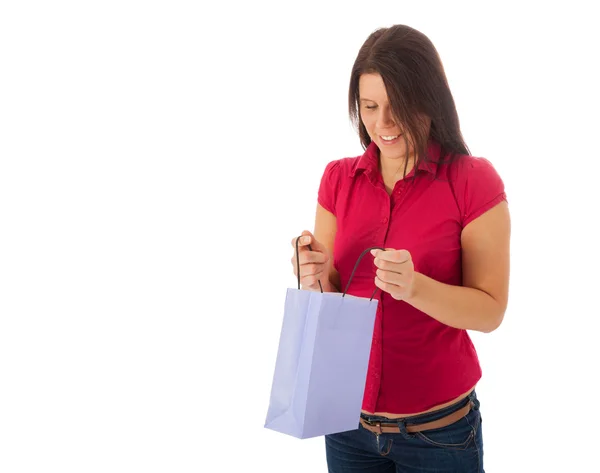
[{"left": 382, "top": 217, "right": 388, "bottom": 224}]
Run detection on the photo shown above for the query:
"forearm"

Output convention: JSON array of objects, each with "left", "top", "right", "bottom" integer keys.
[{"left": 405, "top": 272, "right": 505, "bottom": 333}]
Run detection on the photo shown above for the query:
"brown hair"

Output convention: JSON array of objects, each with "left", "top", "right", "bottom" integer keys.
[{"left": 349, "top": 25, "right": 470, "bottom": 177}]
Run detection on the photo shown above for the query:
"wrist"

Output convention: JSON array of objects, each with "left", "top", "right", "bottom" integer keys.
[
  {"left": 322, "top": 279, "right": 338, "bottom": 293},
  {"left": 405, "top": 271, "right": 424, "bottom": 303},
  {"left": 303, "top": 279, "right": 337, "bottom": 293}
]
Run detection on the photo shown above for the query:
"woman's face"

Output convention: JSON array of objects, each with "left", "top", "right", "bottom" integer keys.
[{"left": 358, "top": 73, "right": 429, "bottom": 161}]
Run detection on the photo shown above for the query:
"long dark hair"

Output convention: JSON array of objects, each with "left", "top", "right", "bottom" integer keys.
[{"left": 349, "top": 25, "right": 470, "bottom": 177}]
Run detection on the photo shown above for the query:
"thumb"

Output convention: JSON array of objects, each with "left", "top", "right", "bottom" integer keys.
[{"left": 298, "top": 230, "right": 326, "bottom": 252}]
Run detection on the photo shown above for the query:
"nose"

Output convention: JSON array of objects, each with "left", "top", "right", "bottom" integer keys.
[{"left": 376, "top": 106, "right": 396, "bottom": 129}]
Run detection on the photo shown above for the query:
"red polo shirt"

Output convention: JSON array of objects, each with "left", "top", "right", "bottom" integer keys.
[{"left": 317, "top": 138, "right": 507, "bottom": 414}]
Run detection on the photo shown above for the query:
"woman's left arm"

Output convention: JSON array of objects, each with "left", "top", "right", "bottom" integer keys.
[{"left": 373, "top": 200, "right": 511, "bottom": 333}]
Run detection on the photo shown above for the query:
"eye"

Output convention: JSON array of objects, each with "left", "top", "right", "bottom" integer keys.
[{"left": 365, "top": 105, "right": 377, "bottom": 110}]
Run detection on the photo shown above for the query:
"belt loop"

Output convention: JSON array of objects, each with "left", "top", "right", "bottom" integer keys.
[
  {"left": 396, "top": 419, "right": 413, "bottom": 440},
  {"left": 468, "top": 390, "right": 480, "bottom": 411}
]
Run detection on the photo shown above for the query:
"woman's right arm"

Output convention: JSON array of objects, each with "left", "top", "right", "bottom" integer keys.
[
  {"left": 313, "top": 203, "right": 340, "bottom": 292},
  {"left": 292, "top": 203, "right": 340, "bottom": 293}
]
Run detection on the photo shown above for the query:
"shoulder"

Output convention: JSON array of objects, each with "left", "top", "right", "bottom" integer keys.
[
  {"left": 317, "top": 155, "right": 362, "bottom": 215},
  {"left": 440, "top": 152, "right": 507, "bottom": 227},
  {"left": 318, "top": 154, "right": 363, "bottom": 189},
  {"left": 321, "top": 155, "right": 361, "bottom": 177},
  {"left": 444, "top": 153, "right": 502, "bottom": 179}
]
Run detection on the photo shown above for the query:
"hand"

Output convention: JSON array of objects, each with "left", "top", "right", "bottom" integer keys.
[
  {"left": 291, "top": 230, "right": 331, "bottom": 291},
  {"left": 371, "top": 248, "right": 416, "bottom": 300}
]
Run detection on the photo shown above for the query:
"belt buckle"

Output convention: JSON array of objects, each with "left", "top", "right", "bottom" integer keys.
[{"left": 363, "top": 418, "right": 383, "bottom": 434}]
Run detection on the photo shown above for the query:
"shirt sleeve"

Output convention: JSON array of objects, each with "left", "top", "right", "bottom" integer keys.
[
  {"left": 317, "top": 160, "right": 342, "bottom": 216},
  {"left": 455, "top": 157, "right": 507, "bottom": 227}
]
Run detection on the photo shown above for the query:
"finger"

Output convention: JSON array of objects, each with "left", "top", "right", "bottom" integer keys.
[
  {"left": 300, "top": 271, "right": 324, "bottom": 284},
  {"left": 291, "top": 231, "right": 328, "bottom": 253},
  {"left": 299, "top": 251, "right": 328, "bottom": 265},
  {"left": 301, "top": 270, "right": 325, "bottom": 286},
  {"left": 370, "top": 248, "right": 411, "bottom": 264},
  {"left": 292, "top": 252, "right": 326, "bottom": 273},
  {"left": 299, "top": 264, "right": 325, "bottom": 278},
  {"left": 290, "top": 252, "right": 327, "bottom": 271},
  {"left": 374, "top": 276, "right": 405, "bottom": 300},
  {"left": 374, "top": 276, "right": 396, "bottom": 294},
  {"left": 291, "top": 234, "right": 313, "bottom": 248},
  {"left": 373, "top": 257, "right": 412, "bottom": 273},
  {"left": 375, "top": 269, "right": 407, "bottom": 287}
]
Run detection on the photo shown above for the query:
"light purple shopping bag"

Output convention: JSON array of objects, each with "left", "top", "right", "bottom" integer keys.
[{"left": 264, "top": 240, "right": 383, "bottom": 439}]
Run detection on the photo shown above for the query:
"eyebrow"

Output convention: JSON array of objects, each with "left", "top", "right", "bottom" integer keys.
[{"left": 359, "top": 98, "right": 376, "bottom": 103}]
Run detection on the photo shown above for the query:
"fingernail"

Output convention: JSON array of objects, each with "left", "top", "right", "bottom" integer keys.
[
  {"left": 302, "top": 236, "right": 310, "bottom": 244},
  {"left": 370, "top": 249, "right": 377, "bottom": 256}
]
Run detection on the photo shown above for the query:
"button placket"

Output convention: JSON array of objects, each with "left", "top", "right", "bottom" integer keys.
[{"left": 381, "top": 190, "right": 391, "bottom": 236}]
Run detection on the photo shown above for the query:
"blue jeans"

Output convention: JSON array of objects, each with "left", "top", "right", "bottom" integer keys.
[{"left": 325, "top": 391, "right": 483, "bottom": 472}]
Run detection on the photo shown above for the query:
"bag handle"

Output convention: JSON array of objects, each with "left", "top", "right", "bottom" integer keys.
[
  {"left": 295, "top": 236, "right": 384, "bottom": 300},
  {"left": 295, "top": 236, "right": 324, "bottom": 293},
  {"left": 343, "top": 246, "right": 385, "bottom": 301}
]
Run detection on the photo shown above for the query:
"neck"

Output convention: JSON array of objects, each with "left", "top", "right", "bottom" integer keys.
[{"left": 379, "top": 152, "right": 415, "bottom": 183}]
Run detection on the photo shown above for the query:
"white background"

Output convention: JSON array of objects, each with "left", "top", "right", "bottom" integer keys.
[{"left": 1, "top": 1, "right": 599, "bottom": 472}]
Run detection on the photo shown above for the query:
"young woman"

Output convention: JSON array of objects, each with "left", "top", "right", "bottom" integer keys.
[{"left": 291, "top": 25, "right": 510, "bottom": 472}]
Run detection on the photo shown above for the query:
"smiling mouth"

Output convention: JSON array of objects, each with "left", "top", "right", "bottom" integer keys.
[{"left": 380, "top": 134, "right": 402, "bottom": 144}]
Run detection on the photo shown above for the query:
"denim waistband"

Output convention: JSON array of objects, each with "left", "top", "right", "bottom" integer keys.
[{"left": 360, "top": 390, "right": 479, "bottom": 426}]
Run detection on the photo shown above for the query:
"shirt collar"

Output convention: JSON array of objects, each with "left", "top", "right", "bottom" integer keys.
[{"left": 351, "top": 138, "right": 442, "bottom": 178}]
